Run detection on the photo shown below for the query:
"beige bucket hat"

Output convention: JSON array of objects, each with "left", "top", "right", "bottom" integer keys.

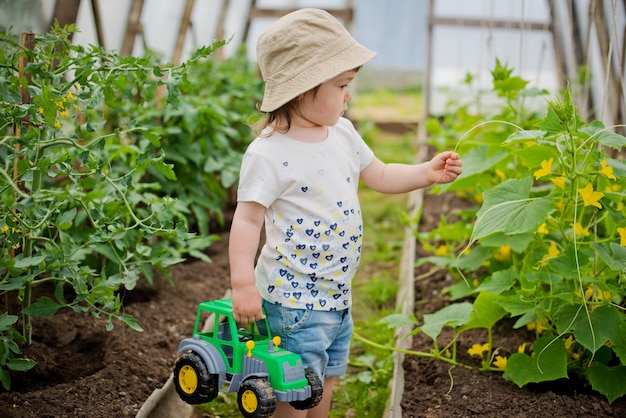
[{"left": 256, "top": 8, "right": 376, "bottom": 112}]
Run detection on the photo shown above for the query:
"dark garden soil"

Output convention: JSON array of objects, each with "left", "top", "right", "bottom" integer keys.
[
  {"left": 401, "top": 191, "right": 626, "bottom": 418},
  {"left": 1, "top": 142, "right": 625, "bottom": 418}
]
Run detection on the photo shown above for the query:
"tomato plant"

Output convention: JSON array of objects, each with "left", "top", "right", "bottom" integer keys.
[{"left": 0, "top": 23, "right": 260, "bottom": 390}]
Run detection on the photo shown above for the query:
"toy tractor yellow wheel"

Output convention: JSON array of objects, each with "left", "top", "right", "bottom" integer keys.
[
  {"left": 237, "top": 378, "right": 276, "bottom": 418},
  {"left": 173, "top": 351, "right": 218, "bottom": 404}
]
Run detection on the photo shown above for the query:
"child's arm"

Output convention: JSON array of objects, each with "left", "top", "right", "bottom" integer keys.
[
  {"left": 229, "top": 200, "right": 266, "bottom": 323},
  {"left": 360, "top": 151, "right": 462, "bottom": 193}
]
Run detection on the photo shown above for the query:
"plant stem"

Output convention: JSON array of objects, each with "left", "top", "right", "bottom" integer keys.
[{"left": 352, "top": 331, "right": 472, "bottom": 369}]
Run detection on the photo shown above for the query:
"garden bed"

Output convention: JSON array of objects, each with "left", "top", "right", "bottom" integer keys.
[{"left": 400, "top": 191, "right": 626, "bottom": 417}]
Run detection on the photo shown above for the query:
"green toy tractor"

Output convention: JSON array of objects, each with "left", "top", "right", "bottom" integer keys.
[{"left": 173, "top": 298, "right": 323, "bottom": 417}]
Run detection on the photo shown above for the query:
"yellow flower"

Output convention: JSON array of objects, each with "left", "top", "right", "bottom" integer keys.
[
  {"left": 533, "top": 158, "right": 553, "bottom": 180},
  {"left": 54, "top": 120, "right": 61, "bottom": 129},
  {"left": 55, "top": 99, "right": 65, "bottom": 107},
  {"left": 434, "top": 245, "right": 448, "bottom": 256},
  {"left": 517, "top": 343, "right": 527, "bottom": 353},
  {"left": 493, "top": 355, "right": 507, "bottom": 370},
  {"left": 538, "top": 223, "right": 549, "bottom": 234},
  {"left": 600, "top": 159, "right": 616, "bottom": 180},
  {"left": 66, "top": 91, "right": 76, "bottom": 100},
  {"left": 494, "top": 245, "right": 511, "bottom": 261},
  {"left": 495, "top": 169, "right": 505, "bottom": 180},
  {"left": 550, "top": 176, "right": 566, "bottom": 189},
  {"left": 1, "top": 225, "right": 8, "bottom": 234},
  {"left": 572, "top": 222, "right": 589, "bottom": 237},
  {"left": 618, "top": 227, "right": 626, "bottom": 247},
  {"left": 526, "top": 320, "right": 547, "bottom": 335},
  {"left": 564, "top": 335, "right": 575, "bottom": 349},
  {"left": 467, "top": 343, "right": 490, "bottom": 357},
  {"left": 578, "top": 183, "right": 604, "bottom": 209},
  {"left": 59, "top": 108, "right": 68, "bottom": 117},
  {"left": 541, "top": 241, "right": 560, "bottom": 263},
  {"left": 38, "top": 107, "right": 44, "bottom": 114}
]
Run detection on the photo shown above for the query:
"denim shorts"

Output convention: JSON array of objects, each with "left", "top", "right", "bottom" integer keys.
[{"left": 262, "top": 300, "right": 353, "bottom": 381}]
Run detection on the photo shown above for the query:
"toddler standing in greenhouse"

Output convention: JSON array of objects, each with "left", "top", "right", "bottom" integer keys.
[{"left": 229, "top": 8, "right": 462, "bottom": 417}]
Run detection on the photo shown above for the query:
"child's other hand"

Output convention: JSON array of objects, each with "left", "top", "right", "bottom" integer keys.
[{"left": 428, "top": 151, "right": 462, "bottom": 184}]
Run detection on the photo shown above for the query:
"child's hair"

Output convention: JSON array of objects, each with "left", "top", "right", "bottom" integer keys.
[{"left": 249, "top": 86, "right": 321, "bottom": 137}]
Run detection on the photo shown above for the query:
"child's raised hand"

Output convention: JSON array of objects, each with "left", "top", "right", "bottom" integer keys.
[{"left": 428, "top": 151, "right": 463, "bottom": 184}]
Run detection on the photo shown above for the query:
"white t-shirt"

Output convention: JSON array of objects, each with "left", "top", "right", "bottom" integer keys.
[{"left": 237, "top": 117, "right": 375, "bottom": 311}]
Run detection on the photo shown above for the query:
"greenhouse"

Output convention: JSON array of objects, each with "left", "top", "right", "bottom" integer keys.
[{"left": 1, "top": 1, "right": 625, "bottom": 417}]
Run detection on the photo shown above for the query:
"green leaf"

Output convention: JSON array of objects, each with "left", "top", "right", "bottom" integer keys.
[
  {"left": 460, "top": 291, "right": 507, "bottom": 331},
  {"left": 592, "top": 242, "right": 626, "bottom": 272},
  {"left": 119, "top": 314, "right": 143, "bottom": 332},
  {"left": 502, "top": 130, "right": 544, "bottom": 145},
  {"left": 554, "top": 304, "right": 622, "bottom": 353},
  {"left": 419, "top": 302, "right": 473, "bottom": 340},
  {"left": 479, "top": 233, "right": 533, "bottom": 253},
  {"left": 152, "top": 159, "right": 177, "bottom": 181},
  {"left": 613, "top": 322, "right": 626, "bottom": 364},
  {"left": 497, "top": 294, "right": 536, "bottom": 317},
  {"left": 513, "top": 143, "right": 560, "bottom": 169},
  {"left": 504, "top": 334, "right": 568, "bottom": 386},
  {"left": 582, "top": 121, "right": 626, "bottom": 151},
  {"left": 13, "top": 255, "right": 47, "bottom": 269},
  {"left": 0, "top": 313, "right": 18, "bottom": 331},
  {"left": 378, "top": 313, "right": 417, "bottom": 330},
  {"left": 21, "top": 296, "right": 62, "bottom": 317},
  {"left": 0, "top": 368, "right": 10, "bottom": 390},
  {"left": 586, "top": 364, "right": 626, "bottom": 404},
  {"left": 56, "top": 207, "right": 77, "bottom": 230},
  {"left": 6, "top": 358, "right": 36, "bottom": 372},
  {"left": 476, "top": 267, "right": 516, "bottom": 294},
  {"left": 472, "top": 177, "right": 555, "bottom": 241}
]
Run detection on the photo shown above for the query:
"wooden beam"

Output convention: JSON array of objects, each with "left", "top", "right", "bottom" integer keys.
[
  {"left": 243, "top": 0, "right": 354, "bottom": 45},
  {"left": 428, "top": 16, "right": 551, "bottom": 32},
  {"left": 172, "top": 0, "right": 195, "bottom": 65},
  {"left": 121, "top": 0, "right": 145, "bottom": 56},
  {"left": 90, "top": 0, "right": 106, "bottom": 48}
]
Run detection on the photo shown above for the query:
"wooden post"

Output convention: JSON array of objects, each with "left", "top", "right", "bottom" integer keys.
[
  {"left": 90, "top": 0, "right": 106, "bottom": 48},
  {"left": 8, "top": 32, "right": 35, "bottom": 320},
  {"left": 121, "top": 0, "right": 145, "bottom": 56},
  {"left": 172, "top": 0, "right": 196, "bottom": 65}
]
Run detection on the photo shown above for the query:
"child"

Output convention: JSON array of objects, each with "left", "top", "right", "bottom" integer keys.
[{"left": 229, "top": 8, "right": 462, "bottom": 417}]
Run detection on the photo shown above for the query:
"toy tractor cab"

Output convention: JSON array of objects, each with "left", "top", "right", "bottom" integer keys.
[{"left": 173, "top": 299, "right": 323, "bottom": 418}]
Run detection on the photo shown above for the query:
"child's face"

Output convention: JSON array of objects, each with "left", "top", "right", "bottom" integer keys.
[{"left": 299, "top": 70, "right": 357, "bottom": 127}]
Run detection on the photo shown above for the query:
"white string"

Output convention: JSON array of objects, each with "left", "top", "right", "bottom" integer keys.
[
  {"left": 517, "top": 0, "right": 526, "bottom": 125},
  {"left": 599, "top": 0, "right": 618, "bottom": 122}
]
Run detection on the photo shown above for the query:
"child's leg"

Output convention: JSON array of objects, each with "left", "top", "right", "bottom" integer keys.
[{"left": 307, "top": 377, "right": 336, "bottom": 418}]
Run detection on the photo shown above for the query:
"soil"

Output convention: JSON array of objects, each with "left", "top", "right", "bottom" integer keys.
[{"left": 1, "top": 140, "right": 625, "bottom": 418}]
